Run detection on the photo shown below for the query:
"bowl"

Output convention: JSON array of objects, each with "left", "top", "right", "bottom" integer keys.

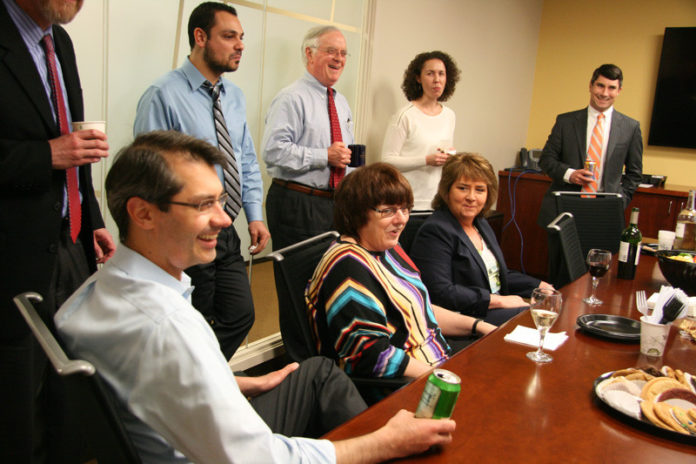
[{"left": 656, "top": 250, "right": 696, "bottom": 296}]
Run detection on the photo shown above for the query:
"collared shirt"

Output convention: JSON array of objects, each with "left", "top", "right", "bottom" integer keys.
[
  {"left": 262, "top": 71, "right": 354, "bottom": 189},
  {"left": 55, "top": 245, "right": 335, "bottom": 464},
  {"left": 563, "top": 105, "right": 614, "bottom": 190},
  {"left": 133, "top": 58, "right": 263, "bottom": 222}
]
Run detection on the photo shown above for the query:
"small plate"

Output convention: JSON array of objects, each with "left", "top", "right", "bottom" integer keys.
[
  {"left": 593, "top": 372, "right": 696, "bottom": 445},
  {"left": 577, "top": 314, "right": 640, "bottom": 342}
]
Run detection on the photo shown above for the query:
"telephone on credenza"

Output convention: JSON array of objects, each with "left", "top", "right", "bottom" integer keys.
[{"left": 516, "top": 148, "right": 542, "bottom": 172}]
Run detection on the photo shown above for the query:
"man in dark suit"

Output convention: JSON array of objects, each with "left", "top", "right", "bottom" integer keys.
[
  {"left": 0, "top": 0, "right": 115, "bottom": 461},
  {"left": 537, "top": 64, "right": 643, "bottom": 228}
]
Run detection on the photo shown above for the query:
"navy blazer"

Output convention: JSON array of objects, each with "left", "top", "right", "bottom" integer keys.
[
  {"left": 410, "top": 208, "right": 540, "bottom": 318},
  {"left": 537, "top": 107, "right": 643, "bottom": 227}
]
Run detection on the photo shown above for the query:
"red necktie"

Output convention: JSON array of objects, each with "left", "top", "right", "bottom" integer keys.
[
  {"left": 42, "top": 34, "right": 81, "bottom": 243},
  {"left": 582, "top": 113, "right": 604, "bottom": 196},
  {"left": 327, "top": 87, "right": 344, "bottom": 189}
]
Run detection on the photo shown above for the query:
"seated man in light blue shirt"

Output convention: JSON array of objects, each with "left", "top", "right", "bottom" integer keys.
[
  {"left": 263, "top": 25, "right": 355, "bottom": 250},
  {"left": 55, "top": 131, "right": 455, "bottom": 463}
]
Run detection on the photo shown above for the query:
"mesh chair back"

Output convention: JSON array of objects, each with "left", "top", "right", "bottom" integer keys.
[
  {"left": 547, "top": 213, "right": 587, "bottom": 288},
  {"left": 399, "top": 211, "right": 432, "bottom": 255},
  {"left": 13, "top": 292, "right": 141, "bottom": 464},
  {"left": 268, "top": 232, "right": 339, "bottom": 362},
  {"left": 553, "top": 191, "right": 624, "bottom": 258}
]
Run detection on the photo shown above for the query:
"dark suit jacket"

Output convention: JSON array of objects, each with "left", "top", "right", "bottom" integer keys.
[
  {"left": 537, "top": 107, "right": 643, "bottom": 227},
  {"left": 411, "top": 209, "right": 540, "bottom": 318},
  {"left": 0, "top": 3, "right": 103, "bottom": 459}
]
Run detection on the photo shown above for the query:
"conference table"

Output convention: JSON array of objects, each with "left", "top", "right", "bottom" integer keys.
[{"left": 323, "top": 255, "right": 696, "bottom": 462}]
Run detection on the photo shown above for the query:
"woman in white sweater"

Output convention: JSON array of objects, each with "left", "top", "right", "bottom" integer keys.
[{"left": 381, "top": 51, "right": 461, "bottom": 210}]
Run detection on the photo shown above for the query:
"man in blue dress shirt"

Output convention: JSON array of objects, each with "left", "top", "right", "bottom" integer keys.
[
  {"left": 263, "top": 25, "right": 355, "bottom": 250},
  {"left": 134, "top": 2, "right": 269, "bottom": 359},
  {"left": 55, "top": 130, "right": 455, "bottom": 463}
]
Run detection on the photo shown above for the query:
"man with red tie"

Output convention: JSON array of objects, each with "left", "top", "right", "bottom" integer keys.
[
  {"left": 0, "top": 0, "right": 115, "bottom": 461},
  {"left": 263, "top": 25, "right": 355, "bottom": 250}
]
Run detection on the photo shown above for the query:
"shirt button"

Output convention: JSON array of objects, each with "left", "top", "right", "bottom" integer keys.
[
  {"left": 48, "top": 243, "right": 58, "bottom": 253},
  {"left": 53, "top": 202, "right": 62, "bottom": 211}
]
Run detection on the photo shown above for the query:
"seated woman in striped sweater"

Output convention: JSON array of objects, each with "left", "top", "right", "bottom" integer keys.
[{"left": 305, "top": 163, "right": 496, "bottom": 380}]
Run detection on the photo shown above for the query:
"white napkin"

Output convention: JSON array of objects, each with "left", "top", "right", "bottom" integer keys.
[{"left": 504, "top": 325, "right": 569, "bottom": 351}]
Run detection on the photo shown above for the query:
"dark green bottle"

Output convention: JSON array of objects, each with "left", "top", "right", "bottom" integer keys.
[{"left": 617, "top": 207, "right": 642, "bottom": 280}]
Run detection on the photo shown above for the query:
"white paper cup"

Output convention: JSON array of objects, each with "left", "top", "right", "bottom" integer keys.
[
  {"left": 72, "top": 120, "right": 106, "bottom": 133},
  {"left": 639, "top": 316, "right": 670, "bottom": 356},
  {"left": 657, "top": 230, "right": 676, "bottom": 251}
]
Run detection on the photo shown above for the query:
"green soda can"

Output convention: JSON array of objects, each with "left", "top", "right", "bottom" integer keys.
[{"left": 414, "top": 369, "right": 461, "bottom": 419}]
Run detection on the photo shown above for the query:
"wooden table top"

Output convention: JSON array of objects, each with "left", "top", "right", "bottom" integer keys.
[{"left": 323, "top": 255, "right": 696, "bottom": 462}]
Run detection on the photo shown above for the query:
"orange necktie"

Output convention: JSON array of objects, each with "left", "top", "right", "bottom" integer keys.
[{"left": 582, "top": 113, "right": 604, "bottom": 195}]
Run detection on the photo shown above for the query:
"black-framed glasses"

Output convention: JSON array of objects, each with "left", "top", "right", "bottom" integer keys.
[
  {"left": 371, "top": 205, "right": 413, "bottom": 218},
  {"left": 165, "top": 192, "right": 228, "bottom": 212},
  {"left": 314, "top": 46, "right": 350, "bottom": 59}
]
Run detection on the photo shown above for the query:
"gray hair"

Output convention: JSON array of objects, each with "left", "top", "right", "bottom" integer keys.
[{"left": 301, "top": 25, "right": 341, "bottom": 65}]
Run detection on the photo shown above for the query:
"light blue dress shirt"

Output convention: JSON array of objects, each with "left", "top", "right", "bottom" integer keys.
[
  {"left": 262, "top": 71, "right": 354, "bottom": 189},
  {"left": 55, "top": 245, "right": 335, "bottom": 464},
  {"left": 133, "top": 59, "right": 263, "bottom": 222}
]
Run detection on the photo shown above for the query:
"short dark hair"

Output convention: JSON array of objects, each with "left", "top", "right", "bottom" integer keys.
[
  {"left": 105, "top": 130, "right": 225, "bottom": 242},
  {"left": 333, "top": 163, "right": 414, "bottom": 239},
  {"left": 591, "top": 64, "right": 623, "bottom": 88},
  {"left": 187, "top": 1, "right": 238, "bottom": 49},
  {"left": 402, "top": 51, "right": 461, "bottom": 102},
  {"left": 432, "top": 153, "right": 498, "bottom": 215}
]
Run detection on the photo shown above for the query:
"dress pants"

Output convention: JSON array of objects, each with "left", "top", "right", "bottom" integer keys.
[
  {"left": 0, "top": 222, "right": 91, "bottom": 463},
  {"left": 185, "top": 225, "right": 254, "bottom": 360},
  {"left": 250, "top": 357, "right": 367, "bottom": 438},
  {"left": 266, "top": 182, "right": 335, "bottom": 251}
]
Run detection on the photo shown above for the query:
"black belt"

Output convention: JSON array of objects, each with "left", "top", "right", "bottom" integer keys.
[{"left": 272, "top": 179, "right": 333, "bottom": 199}]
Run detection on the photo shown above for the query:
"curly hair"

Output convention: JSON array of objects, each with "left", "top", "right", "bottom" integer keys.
[
  {"left": 431, "top": 153, "right": 498, "bottom": 216},
  {"left": 401, "top": 51, "right": 460, "bottom": 102}
]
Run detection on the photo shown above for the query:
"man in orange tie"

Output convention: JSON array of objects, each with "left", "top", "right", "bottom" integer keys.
[
  {"left": 537, "top": 64, "right": 643, "bottom": 228},
  {"left": 263, "top": 26, "right": 355, "bottom": 250}
]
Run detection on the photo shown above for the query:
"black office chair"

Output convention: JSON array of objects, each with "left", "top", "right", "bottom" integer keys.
[
  {"left": 553, "top": 191, "right": 624, "bottom": 258},
  {"left": 13, "top": 292, "right": 141, "bottom": 464},
  {"left": 399, "top": 210, "right": 432, "bottom": 255},
  {"left": 267, "top": 232, "right": 408, "bottom": 402},
  {"left": 546, "top": 212, "right": 588, "bottom": 288}
]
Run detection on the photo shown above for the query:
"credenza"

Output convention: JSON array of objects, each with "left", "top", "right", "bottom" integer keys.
[{"left": 496, "top": 170, "right": 692, "bottom": 279}]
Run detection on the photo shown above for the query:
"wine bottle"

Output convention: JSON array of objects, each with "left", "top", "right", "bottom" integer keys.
[
  {"left": 674, "top": 189, "right": 696, "bottom": 251},
  {"left": 617, "top": 207, "right": 642, "bottom": 280}
]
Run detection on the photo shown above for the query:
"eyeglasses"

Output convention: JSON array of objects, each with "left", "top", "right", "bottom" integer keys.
[
  {"left": 371, "top": 205, "right": 413, "bottom": 218},
  {"left": 314, "top": 46, "right": 350, "bottom": 59},
  {"left": 165, "top": 192, "right": 228, "bottom": 212}
]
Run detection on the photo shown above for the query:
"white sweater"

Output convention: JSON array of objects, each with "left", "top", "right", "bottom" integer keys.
[{"left": 381, "top": 103, "right": 456, "bottom": 210}]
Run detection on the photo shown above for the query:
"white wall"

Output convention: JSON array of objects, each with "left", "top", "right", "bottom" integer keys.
[{"left": 366, "top": 0, "right": 543, "bottom": 176}]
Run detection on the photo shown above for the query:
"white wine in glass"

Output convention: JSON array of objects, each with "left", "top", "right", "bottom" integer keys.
[
  {"left": 583, "top": 249, "right": 611, "bottom": 305},
  {"left": 526, "top": 288, "right": 562, "bottom": 363}
]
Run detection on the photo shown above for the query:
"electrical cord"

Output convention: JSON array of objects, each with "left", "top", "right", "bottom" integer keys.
[{"left": 502, "top": 169, "right": 540, "bottom": 275}]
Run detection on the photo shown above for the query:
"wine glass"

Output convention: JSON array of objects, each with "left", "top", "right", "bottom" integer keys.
[
  {"left": 526, "top": 288, "right": 563, "bottom": 363},
  {"left": 583, "top": 249, "right": 612, "bottom": 305}
]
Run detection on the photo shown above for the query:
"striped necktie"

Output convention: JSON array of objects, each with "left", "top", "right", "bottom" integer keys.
[
  {"left": 42, "top": 34, "right": 81, "bottom": 243},
  {"left": 203, "top": 81, "right": 242, "bottom": 219},
  {"left": 582, "top": 113, "right": 604, "bottom": 195},
  {"left": 327, "top": 87, "right": 345, "bottom": 189}
]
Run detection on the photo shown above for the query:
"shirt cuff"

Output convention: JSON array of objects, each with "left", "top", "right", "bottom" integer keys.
[{"left": 563, "top": 168, "right": 574, "bottom": 184}]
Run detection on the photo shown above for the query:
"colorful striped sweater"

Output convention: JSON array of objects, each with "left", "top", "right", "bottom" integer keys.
[{"left": 306, "top": 240, "right": 450, "bottom": 378}]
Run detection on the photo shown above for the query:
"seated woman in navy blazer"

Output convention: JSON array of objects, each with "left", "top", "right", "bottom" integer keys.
[{"left": 411, "top": 153, "right": 553, "bottom": 325}]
